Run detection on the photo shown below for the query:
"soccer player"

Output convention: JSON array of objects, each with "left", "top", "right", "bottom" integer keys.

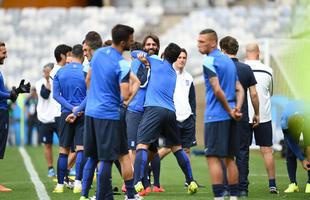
[
  {"left": 126, "top": 34, "right": 164, "bottom": 195},
  {"left": 68, "top": 24, "right": 140, "bottom": 200},
  {"left": 0, "top": 41, "right": 31, "bottom": 192},
  {"left": 245, "top": 43, "right": 278, "bottom": 193},
  {"left": 52, "top": 44, "right": 87, "bottom": 194},
  {"left": 35, "top": 63, "right": 59, "bottom": 177},
  {"left": 219, "top": 36, "right": 260, "bottom": 197},
  {"left": 158, "top": 48, "right": 197, "bottom": 186},
  {"left": 133, "top": 43, "right": 198, "bottom": 195},
  {"left": 281, "top": 100, "right": 310, "bottom": 193},
  {"left": 197, "top": 29, "right": 244, "bottom": 200}
]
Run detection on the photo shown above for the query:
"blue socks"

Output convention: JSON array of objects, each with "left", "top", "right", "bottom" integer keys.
[
  {"left": 228, "top": 184, "right": 239, "bottom": 196},
  {"left": 134, "top": 149, "right": 148, "bottom": 184},
  {"left": 96, "top": 161, "right": 113, "bottom": 200},
  {"left": 81, "top": 157, "right": 97, "bottom": 197},
  {"left": 57, "top": 153, "right": 68, "bottom": 184},
  {"left": 150, "top": 153, "right": 161, "bottom": 187},
  {"left": 269, "top": 179, "right": 276, "bottom": 188},
  {"left": 174, "top": 149, "right": 193, "bottom": 184},
  {"left": 125, "top": 179, "right": 135, "bottom": 199},
  {"left": 212, "top": 184, "right": 225, "bottom": 197},
  {"left": 75, "top": 150, "right": 86, "bottom": 181}
]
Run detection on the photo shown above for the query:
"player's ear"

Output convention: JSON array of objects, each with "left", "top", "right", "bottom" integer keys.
[{"left": 120, "top": 41, "right": 126, "bottom": 48}]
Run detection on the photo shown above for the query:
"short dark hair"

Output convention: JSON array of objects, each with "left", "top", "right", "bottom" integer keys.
[
  {"left": 219, "top": 36, "right": 239, "bottom": 55},
  {"left": 103, "top": 39, "right": 112, "bottom": 47},
  {"left": 84, "top": 31, "right": 103, "bottom": 50},
  {"left": 163, "top": 43, "right": 181, "bottom": 64},
  {"left": 54, "top": 44, "right": 72, "bottom": 63},
  {"left": 0, "top": 42, "right": 5, "bottom": 47},
  {"left": 130, "top": 41, "right": 143, "bottom": 51},
  {"left": 142, "top": 34, "right": 160, "bottom": 49},
  {"left": 72, "top": 44, "right": 84, "bottom": 59},
  {"left": 180, "top": 48, "right": 187, "bottom": 56},
  {"left": 200, "top": 29, "right": 218, "bottom": 43},
  {"left": 111, "top": 24, "right": 134, "bottom": 45}
]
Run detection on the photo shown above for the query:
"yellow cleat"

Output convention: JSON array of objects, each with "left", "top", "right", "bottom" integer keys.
[
  {"left": 284, "top": 183, "right": 299, "bottom": 193},
  {"left": 306, "top": 183, "right": 310, "bottom": 193},
  {"left": 79, "top": 196, "right": 89, "bottom": 200},
  {"left": 187, "top": 181, "right": 198, "bottom": 194},
  {"left": 53, "top": 184, "right": 64, "bottom": 193},
  {"left": 134, "top": 181, "right": 144, "bottom": 193},
  {"left": 73, "top": 185, "right": 82, "bottom": 194}
]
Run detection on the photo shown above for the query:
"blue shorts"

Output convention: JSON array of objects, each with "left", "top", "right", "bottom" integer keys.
[
  {"left": 178, "top": 115, "right": 197, "bottom": 148},
  {"left": 251, "top": 121, "right": 272, "bottom": 147},
  {"left": 84, "top": 116, "right": 128, "bottom": 161},
  {"left": 58, "top": 112, "right": 84, "bottom": 148},
  {"left": 137, "top": 106, "right": 181, "bottom": 147},
  {"left": 38, "top": 121, "right": 58, "bottom": 144},
  {"left": 0, "top": 109, "right": 9, "bottom": 159},
  {"left": 204, "top": 120, "right": 239, "bottom": 157},
  {"left": 126, "top": 110, "right": 143, "bottom": 150}
]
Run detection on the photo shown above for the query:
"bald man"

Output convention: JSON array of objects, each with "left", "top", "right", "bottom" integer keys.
[{"left": 245, "top": 43, "right": 278, "bottom": 194}]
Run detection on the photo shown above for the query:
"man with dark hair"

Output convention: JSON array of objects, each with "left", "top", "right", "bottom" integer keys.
[
  {"left": 0, "top": 41, "right": 30, "bottom": 192},
  {"left": 133, "top": 43, "right": 198, "bottom": 195},
  {"left": 198, "top": 29, "right": 244, "bottom": 200},
  {"left": 220, "top": 36, "right": 259, "bottom": 197},
  {"left": 83, "top": 31, "right": 103, "bottom": 87},
  {"left": 67, "top": 24, "right": 140, "bottom": 200},
  {"left": 52, "top": 44, "right": 86, "bottom": 194}
]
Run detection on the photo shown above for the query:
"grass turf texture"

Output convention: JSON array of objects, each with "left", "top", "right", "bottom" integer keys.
[{"left": 0, "top": 146, "right": 309, "bottom": 200}]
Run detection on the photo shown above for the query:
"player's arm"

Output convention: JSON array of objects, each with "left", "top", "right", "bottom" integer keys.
[
  {"left": 235, "top": 80, "right": 244, "bottom": 111},
  {"left": 120, "top": 71, "right": 131, "bottom": 101},
  {"left": 52, "top": 74, "right": 74, "bottom": 111},
  {"left": 124, "top": 72, "right": 141, "bottom": 106},
  {"left": 188, "top": 82, "right": 196, "bottom": 117},
  {"left": 85, "top": 67, "right": 91, "bottom": 89},
  {"left": 249, "top": 85, "right": 260, "bottom": 127}
]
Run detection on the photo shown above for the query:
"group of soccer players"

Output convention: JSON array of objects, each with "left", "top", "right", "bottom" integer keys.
[{"left": 1, "top": 22, "right": 310, "bottom": 200}]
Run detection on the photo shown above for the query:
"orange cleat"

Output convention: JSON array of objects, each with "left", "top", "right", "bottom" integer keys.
[
  {"left": 138, "top": 186, "right": 151, "bottom": 196},
  {"left": 153, "top": 186, "right": 165, "bottom": 192},
  {"left": 122, "top": 184, "right": 127, "bottom": 193},
  {"left": 0, "top": 184, "right": 12, "bottom": 192}
]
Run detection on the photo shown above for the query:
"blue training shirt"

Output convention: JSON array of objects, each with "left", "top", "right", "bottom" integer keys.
[
  {"left": 127, "top": 58, "right": 147, "bottom": 113},
  {"left": 85, "top": 46, "right": 130, "bottom": 120},
  {"left": 281, "top": 100, "right": 304, "bottom": 130},
  {"left": 203, "top": 48, "right": 238, "bottom": 123},
  {"left": 0, "top": 72, "right": 10, "bottom": 109},
  {"left": 144, "top": 56, "right": 176, "bottom": 112},
  {"left": 53, "top": 62, "right": 87, "bottom": 113}
]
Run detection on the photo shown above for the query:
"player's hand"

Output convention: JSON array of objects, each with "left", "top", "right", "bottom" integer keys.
[
  {"left": 252, "top": 114, "right": 260, "bottom": 128},
  {"left": 137, "top": 52, "right": 150, "bottom": 66},
  {"left": 301, "top": 160, "right": 310, "bottom": 171},
  {"left": 66, "top": 113, "right": 77, "bottom": 123},
  {"left": 9, "top": 87, "right": 18, "bottom": 102},
  {"left": 16, "top": 79, "right": 31, "bottom": 94},
  {"left": 230, "top": 108, "right": 242, "bottom": 121}
]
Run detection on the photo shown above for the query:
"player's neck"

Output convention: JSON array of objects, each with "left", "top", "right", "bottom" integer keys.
[{"left": 111, "top": 44, "right": 123, "bottom": 54}]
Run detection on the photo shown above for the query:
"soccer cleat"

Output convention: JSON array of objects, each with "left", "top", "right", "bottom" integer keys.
[
  {"left": 89, "top": 196, "right": 96, "bottom": 200},
  {"left": 134, "top": 181, "right": 144, "bottom": 193},
  {"left": 73, "top": 181, "right": 82, "bottom": 194},
  {"left": 0, "top": 184, "right": 12, "bottom": 192},
  {"left": 138, "top": 186, "right": 151, "bottom": 196},
  {"left": 187, "top": 181, "right": 198, "bottom": 194},
  {"left": 53, "top": 184, "right": 64, "bottom": 193},
  {"left": 122, "top": 183, "right": 127, "bottom": 192},
  {"left": 125, "top": 194, "right": 144, "bottom": 200},
  {"left": 284, "top": 183, "right": 299, "bottom": 193},
  {"left": 269, "top": 186, "right": 279, "bottom": 194},
  {"left": 64, "top": 177, "right": 75, "bottom": 189},
  {"left": 153, "top": 186, "right": 165, "bottom": 192},
  {"left": 79, "top": 196, "right": 89, "bottom": 200},
  {"left": 48, "top": 168, "right": 56, "bottom": 178},
  {"left": 239, "top": 190, "right": 248, "bottom": 197},
  {"left": 305, "top": 183, "right": 310, "bottom": 193}
]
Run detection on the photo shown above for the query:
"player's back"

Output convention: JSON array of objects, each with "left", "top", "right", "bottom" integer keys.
[
  {"left": 85, "top": 46, "right": 124, "bottom": 120},
  {"left": 203, "top": 49, "right": 237, "bottom": 122},
  {"left": 55, "top": 62, "right": 86, "bottom": 112},
  {"left": 144, "top": 56, "right": 176, "bottom": 112}
]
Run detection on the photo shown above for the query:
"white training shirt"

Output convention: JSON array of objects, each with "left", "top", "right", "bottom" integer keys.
[
  {"left": 245, "top": 60, "right": 273, "bottom": 123},
  {"left": 35, "top": 77, "right": 60, "bottom": 123},
  {"left": 48, "top": 64, "right": 61, "bottom": 118},
  {"left": 174, "top": 69, "right": 193, "bottom": 122}
]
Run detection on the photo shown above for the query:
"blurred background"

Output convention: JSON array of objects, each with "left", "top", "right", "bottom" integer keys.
[{"left": 0, "top": 0, "right": 309, "bottom": 151}]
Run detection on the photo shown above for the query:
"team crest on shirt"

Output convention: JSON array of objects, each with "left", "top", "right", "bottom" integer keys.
[{"left": 186, "top": 80, "right": 189, "bottom": 86}]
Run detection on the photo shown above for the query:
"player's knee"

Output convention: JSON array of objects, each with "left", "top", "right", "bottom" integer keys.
[
  {"left": 136, "top": 143, "right": 148, "bottom": 150},
  {"left": 260, "top": 146, "right": 273, "bottom": 154}
]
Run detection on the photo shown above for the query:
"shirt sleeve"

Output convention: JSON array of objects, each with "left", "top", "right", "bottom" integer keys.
[
  {"left": 53, "top": 72, "right": 74, "bottom": 111},
  {"left": 40, "top": 84, "right": 51, "bottom": 99},
  {"left": 247, "top": 65, "right": 257, "bottom": 86},
  {"left": 0, "top": 90, "right": 10, "bottom": 99},
  {"left": 73, "top": 96, "right": 87, "bottom": 116},
  {"left": 189, "top": 82, "right": 196, "bottom": 116},
  {"left": 119, "top": 60, "right": 131, "bottom": 83},
  {"left": 203, "top": 56, "right": 217, "bottom": 78}
]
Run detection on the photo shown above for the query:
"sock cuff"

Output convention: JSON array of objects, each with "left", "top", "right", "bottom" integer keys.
[
  {"left": 59, "top": 153, "right": 68, "bottom": 158},
  {"left": 212, "top": 184, "right": 225, "bottom": 197},
  {"left": 228, "top": 184, "right": 239, "bottom": 196}
]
